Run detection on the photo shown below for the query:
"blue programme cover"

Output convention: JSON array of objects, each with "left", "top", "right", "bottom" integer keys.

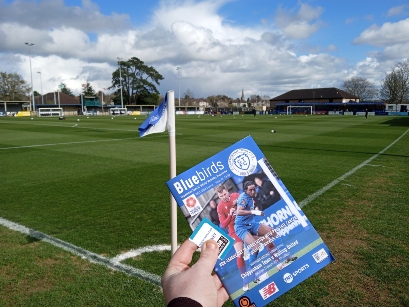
[{"left": 166, "top": 136, "right": 334, "bottom": 307}]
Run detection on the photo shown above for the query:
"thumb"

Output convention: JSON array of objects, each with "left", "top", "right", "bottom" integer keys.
[{"left": 194, "top": 240, "right": 219, "bottom": 273}]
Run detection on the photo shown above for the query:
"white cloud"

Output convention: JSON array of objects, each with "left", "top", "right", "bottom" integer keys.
[
  {"left": 387, "top": 5, "right": 409, "bottom": 17},
  {"left": 327, "top": 44, "right": 337, "bottom": 52},
  {"left": 152, "top": 0, "right": 227, "bottom": 34},
  {"left": 299, "top": 54, "right": 318, "bottom": 63},
  {"left": 354, "top": 18, "right": 409, "bottom": 47},
  {"left": 0, "top": 0, "right": 131, "bottom": 33},
  {"left": 274, "top": 3, "right": 324, "bottom": 39}
]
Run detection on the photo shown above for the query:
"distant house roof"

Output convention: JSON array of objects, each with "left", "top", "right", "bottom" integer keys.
[
  {"left": 270, "top": 87, "right": 359, "bottom": 102},
  {"left": 35, "top": 92, "right": 80, "bottom": 106}
]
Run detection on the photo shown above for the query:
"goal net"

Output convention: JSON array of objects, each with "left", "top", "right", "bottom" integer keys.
[
  {"left": 38, "top": 108, "right": 63, "bottom": 117},
  {"left": 286, "top": 106, "right": 313, "bottom": 115},
  {"left": 110, "top": 108, "right": 127, "bottom": 116}
]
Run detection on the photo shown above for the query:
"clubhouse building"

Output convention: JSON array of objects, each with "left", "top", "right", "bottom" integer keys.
[{"left": 269, "top": 87, "right": 385, "bottom": 115}]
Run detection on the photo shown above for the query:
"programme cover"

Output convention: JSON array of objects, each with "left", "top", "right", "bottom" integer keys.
[{"left": 166, "top": 136, "right": 334, "bottom": 307}]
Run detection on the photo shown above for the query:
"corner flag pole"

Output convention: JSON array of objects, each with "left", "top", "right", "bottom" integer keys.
[{"left": 167, "top": 90, "right": 177, "bottom": 254}]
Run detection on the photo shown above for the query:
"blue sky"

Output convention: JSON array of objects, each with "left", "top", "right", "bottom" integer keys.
[{"left": 0, "top": 0, "right": 408, "bottom": 99}]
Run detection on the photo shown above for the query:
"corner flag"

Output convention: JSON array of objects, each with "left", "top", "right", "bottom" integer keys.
[
  {"left": 138, "top": 93, "right": 169, "bottom": 137},
  {"left": 138, "top": 91, "right": 178, "bottom": 254}
]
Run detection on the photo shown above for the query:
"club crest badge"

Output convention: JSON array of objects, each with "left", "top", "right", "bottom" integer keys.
[
  {"left": 228, "top": 148, "right": 257, "bottom": 176},
  {"left": 182, "top": 194, "right": 202, "bottom": 216},
  {"left": 149, "top": 115, "right": 159, "bottom": 123}
]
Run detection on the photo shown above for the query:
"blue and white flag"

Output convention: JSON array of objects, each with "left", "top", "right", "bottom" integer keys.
[{"left": 138, "top": 94, "right": 168, "bottom": 137}]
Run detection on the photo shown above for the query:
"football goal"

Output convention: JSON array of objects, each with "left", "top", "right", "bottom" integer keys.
[
  {"left": 110, "top": 108, "right": 127, "bottom": 116},
  {"left": 38, "top": 108, "right": 64, "bottom": 117},
  {"left": 286, "top": 106, "right": 313, "bottom": 115},
  {"left": 125, "top": 105, "right": 157, "bottom": 115}
]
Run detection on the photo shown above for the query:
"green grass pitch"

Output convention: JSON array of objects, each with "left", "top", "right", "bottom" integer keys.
[{"left": 0, "top": 114, "right": 408, "bottom": 306}]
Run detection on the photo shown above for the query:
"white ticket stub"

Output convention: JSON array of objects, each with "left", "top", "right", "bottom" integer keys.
[{"left": 189, "top": 218, "right": 233, "bottom": 259}]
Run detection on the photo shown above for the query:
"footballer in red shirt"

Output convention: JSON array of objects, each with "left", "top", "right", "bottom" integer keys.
[{"left": 216, "top": 185, "right": 249, "bottom": 291}]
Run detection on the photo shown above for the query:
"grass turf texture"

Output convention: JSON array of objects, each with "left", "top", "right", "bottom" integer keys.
[{"left": 0, "top": 114, "right": 408, "bottom": 306}]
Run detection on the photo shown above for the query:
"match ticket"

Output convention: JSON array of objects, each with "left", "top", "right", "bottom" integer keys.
[{"left": 189, "top": 218, "right": 234, "bottom": 259}]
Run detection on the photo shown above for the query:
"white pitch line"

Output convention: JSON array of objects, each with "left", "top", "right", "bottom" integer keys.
[
  {"left": 0, "top": 217, "right": 162, "bottom": 286},
  {"left": 112, "top": 245, "right": 173, "bottom": 264},
  {"left": 299, "top": 128, "right": 409, "bottom": 208},
  {"left": 366, "top": 164, "right": 385, "bottom": 167},
  {"left": 0, "top": 138, "right": 137, "bottom": 150},
  {"left": 0, "top": 120, "right": 138, "bottom": 132}
]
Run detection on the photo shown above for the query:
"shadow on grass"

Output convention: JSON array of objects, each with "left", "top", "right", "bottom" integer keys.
[
  {"left": 26, "top": 235, "right": 40, "bottom": 243},
  {"left": 380, "top": 117, "right": 409, "bottom": 127},
  {"left": 260, "top": 145, "right": 409, "bottom": 158},
  {"left": 178, "top": 137, "right": 409, "bottom": 158},
  {"left": 26, "top": 229, "right": 48, "bottom": 244}
]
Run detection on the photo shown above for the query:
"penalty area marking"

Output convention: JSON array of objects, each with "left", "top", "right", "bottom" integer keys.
[
  {"left": 0, "top": 217, "right": 162, "bottom": 286},
  {"left": 299, "top": 128, "right": 409, "bottom": 208}
]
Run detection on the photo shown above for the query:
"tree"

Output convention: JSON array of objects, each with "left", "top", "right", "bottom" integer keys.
[
  {"left": 81, "top": 82, "right": 97, "bottom": 97},
  {"left": 110, "top": 57, "right": 164, "bottom": 105},
  {"left": 249, "top": 94, "right": 258, "bottom": 105},
  {"left": 184, "top": 89, "right": 195, "bottom": 99},
  {"left": 0, "top": 71, "right": 31, "bottom": 101},
  {"left": 60, "top": 82, "right": 75, "bottom": 97},
  {"left": 207, "top": 95, "right": 218, "bottom": 108},
  {"left": 342, "top": 77, "right": 377, "bottom": 101},
  {"left": 184, "top": 89, "right": 195, "bottom": 105},
  {"left": 380, "top": 60, "right": 409, "bottom": 105}
]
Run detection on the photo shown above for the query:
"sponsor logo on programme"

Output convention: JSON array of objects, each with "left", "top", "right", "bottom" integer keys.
[
  {"left": 259, "top": 281, "right": 279, "bottom": 300},
  {"left": 283, "top": 273, "right": 293, "bottom": 284},
  {"left": 228, "top": 148, "right": 257, "bottom": 176},
  {"left": 182, "top": 194, "right": 202, "bottom": 216},
  {"left": 238, "top": 296, "right": 256, "bottom": 307},
  {"left": 312, "top": 248, "right": 329, "bottom": 263},
  {"left": 292, "top": 264, "right": 309, "bottom": 277}
]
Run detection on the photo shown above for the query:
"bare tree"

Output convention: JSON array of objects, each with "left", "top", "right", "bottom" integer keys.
[
  {"left": 249, "top": 94, "right": 258, "bottom": 105},
  {"left": 342, "top": 77, "right": 377, "bottom": 101},
  {"left": 380, "top": 71, "right": 400, "bottom": 104},
  {"left": 380, "top": 60, "right": 409, "bottom": 105},
  {"left": 0, "top": 71, "right": 30, "bottom": 101},
  {"left": 184, "top": 89, "right": 195, "bottom": 99},
  {"left": 206, "top": 95, "right": 217, "bottom": 108}
]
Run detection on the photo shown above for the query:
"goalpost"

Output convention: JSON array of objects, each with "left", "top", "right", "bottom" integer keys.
[
  {"left": 109, "top": 108, "right": 127, "bottom": 116},
  {"left": 286, "top": 106, "right": 313, "bottom": 115},
  {"left": 38, "top": 108, "right": 63, "bottom": 117}
]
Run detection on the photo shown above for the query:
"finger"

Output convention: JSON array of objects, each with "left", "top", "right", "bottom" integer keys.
[
  {"left": 212, "top": 273, "right": 224, "bottom": 290},
  {"left": 212, "top": 265, "right": 229, "bottom": 306},
  {"left": 164, "top": 239, "right": 198, "bottom": 276},
  {"left": 217, "top": 286, "right": 230, "bottom": 307},
  {"left": 192, "top": 240, "right": 219, "bottom": 274}
]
